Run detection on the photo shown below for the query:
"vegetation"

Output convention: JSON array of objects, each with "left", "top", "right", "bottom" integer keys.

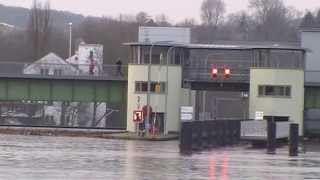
[{"left": 0, "top": 0, "right": 319, "bottom": 64}]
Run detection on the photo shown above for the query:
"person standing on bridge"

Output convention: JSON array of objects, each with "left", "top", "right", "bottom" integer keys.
[{"left": 116, "top": 58, "right": 123, "bottom": 77}]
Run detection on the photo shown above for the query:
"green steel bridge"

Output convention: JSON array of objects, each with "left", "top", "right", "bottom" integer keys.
[{"left": 0, "top": 62, "right": 128, "bottom": 129}]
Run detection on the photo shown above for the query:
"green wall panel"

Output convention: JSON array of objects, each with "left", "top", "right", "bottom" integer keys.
[
  {"left": 0, "top": 77, "right": 127, "bottom": 104},
  {"left": 110, "top": 82, "right": 123, "bottom": 103},
  {"left": 73, "top": 81, "right": 95, "bottom": 102},
  {"left": 29, "top": 80, "right": 51, "bottom": 100},
  {"left": 7, "top": 80, "right": 28, "bottom": 100},
  {"left": 0, "top": 80, "right": 7, "bottom": 100},
  {"left": 95, "top": 82, "right": 110, "bottom": 102},
  {"left": 52, "top": 81, "right": 73, "bottom": 101}
]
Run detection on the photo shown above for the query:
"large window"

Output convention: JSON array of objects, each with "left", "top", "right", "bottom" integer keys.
[
  {"left": 258, "top": 85, "right": 291, "bottom": 98},
  {"left": 135, "top": 81, "right": 166, "bottom": 94}
]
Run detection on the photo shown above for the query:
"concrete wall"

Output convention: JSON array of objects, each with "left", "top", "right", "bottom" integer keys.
[
  {"left": 127, "top": 64, "right": 188, "bottom": 133},
  {"left": 249, "top": 68, "right": 304, "bottom": 135}
]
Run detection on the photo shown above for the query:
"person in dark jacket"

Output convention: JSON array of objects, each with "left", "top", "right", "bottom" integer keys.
[{"left": 116, "top": 59, "right": 123, "bottom": 76}]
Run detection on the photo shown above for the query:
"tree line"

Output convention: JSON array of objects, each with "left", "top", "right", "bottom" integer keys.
[{"left": 0, "top": 0, "right": 319, "bottom": 64}]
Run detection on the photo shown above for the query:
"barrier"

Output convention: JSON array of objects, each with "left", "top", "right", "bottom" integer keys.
[{"left": 180, "top": 120, "right": 241, "bottom": 154}]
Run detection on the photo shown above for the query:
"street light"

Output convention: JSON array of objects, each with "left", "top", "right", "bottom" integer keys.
[{"left": 68, "top": 22, "right": 73, "bottom": 58}]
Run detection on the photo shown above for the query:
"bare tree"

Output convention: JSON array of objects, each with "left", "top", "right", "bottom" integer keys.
[
  {"left": 200, "top": 0, "right": 225, "bottom": 27},
  {"left": 316, "top": 10, "right": 320, "bottom": 26},
  {"left": 301, "top": 11, "right": 316, "bottom": 27},
  {"left": 28, "top": 0, "right": 51, "bottom": 60},
  {"left": 176, "top": 18, "right": 197, "bottom": 27},
  {"left": 155, "top": 14, "right": 171, "bottom": 26},
  {"left": 249, "top": 0, "right": 298, "bottom": 41},
  {"left": 136, "top": 11, "right": 150, "bottom": 25}
]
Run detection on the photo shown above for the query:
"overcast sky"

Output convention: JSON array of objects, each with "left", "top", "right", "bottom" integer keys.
[{"left": 0, "top": 0, "right": 319, "bottom": 23}]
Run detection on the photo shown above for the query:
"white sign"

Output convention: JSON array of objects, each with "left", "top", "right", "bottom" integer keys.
[
  {"left": 181, "top": 114, "right": 193, "bottom": 120},
  {"left": 181, "top": 106, "right": 194, "bottom": 114},
  {"left": 180, "top": 106, "right": 194, "bottom": 121},
  {"left": 255, "top": 111, "right": 264, "bottom": 120}
]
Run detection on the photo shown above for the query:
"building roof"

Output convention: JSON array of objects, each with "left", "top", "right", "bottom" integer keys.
[
  {"left": 300, "top": 27, "right": 320, "bottom": 32},
  {"left": 123, "top": 41, "right": 307, "bottom": 52}
]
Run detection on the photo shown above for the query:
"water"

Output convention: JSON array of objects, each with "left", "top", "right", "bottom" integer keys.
[{"left": 0, "top": 135, "right": 319, "bottom": 180}]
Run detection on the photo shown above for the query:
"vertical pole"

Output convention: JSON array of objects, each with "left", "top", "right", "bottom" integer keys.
[
  {"left": 289, "top": 123, "right": 299, "bottom": 157},
  {"left": 267, "top": 120, "right": 276, "bottom": 154},
  {"left": 92, "top": 102, "right": 97, "bottom": 127},
  {"left": 68, "top": 22, "right": 72, "bottom": 58},
  {"left": 146, "top": 44, "right": 154, "bottom": 137}
]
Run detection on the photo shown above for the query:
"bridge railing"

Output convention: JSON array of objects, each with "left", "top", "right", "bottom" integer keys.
[
  {"left": 0, "top": 62, "right": 128, "bottom": 80},
  {"left": 241, "top": 120, "right": 290, "bottom": 140}
]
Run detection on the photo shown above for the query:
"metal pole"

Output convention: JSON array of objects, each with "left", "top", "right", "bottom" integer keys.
[
  {"left": 146, "top": 43, "right": 154, "bottom": 136},
  {"left": 68, "top": 22, "right": 73, "bottom": 58},
  {"left": 165, "top": 46, "right": 175, "bottom": 135}
]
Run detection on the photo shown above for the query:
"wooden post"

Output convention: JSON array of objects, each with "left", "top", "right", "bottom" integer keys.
[
  {"left": 267, "top": 120, "right": 276, "bottom": 154},
  {"left": 289, "top": 123, "right": 299, "bottom": 157}
]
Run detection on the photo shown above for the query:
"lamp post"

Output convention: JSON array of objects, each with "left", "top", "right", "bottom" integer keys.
[{"left": 68, "top": 22, "right": 73, "bottom": 58}]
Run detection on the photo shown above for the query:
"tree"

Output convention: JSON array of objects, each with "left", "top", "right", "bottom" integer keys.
[
  {"left": 200, "top": 0, "right": 225, "bottom": 26},
  {"left": 176, "top": 18, "right": 197, "bottom": 27},
  {"left": 155, "top": 14, "right": 171, "bottom": 26},
  {"left": 28, "top": 0, "right": 51, "bottom": 60},
  {"left": 300, "top": 11, "right": 316, "bottom": 27},
  {"left": 316, "top": 10, "right": 320, "bottom": 26},
  {"left": 249, "top": 0, "right": 297, "bottom": 41},
  {"left": 136, "top": 11, "right": 150, "bottom": 25}
]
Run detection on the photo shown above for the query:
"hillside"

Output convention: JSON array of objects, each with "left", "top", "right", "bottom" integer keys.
[{"left": 0, "top": 4, "right": 86, "bottom": 28}]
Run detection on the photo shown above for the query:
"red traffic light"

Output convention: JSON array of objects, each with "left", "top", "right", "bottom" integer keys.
[
  {"left": 211, "top": 65, "right": 218, "bottom": 79},
  {"left": 224, "top": 67, "right": 231, "bottom": 79}
]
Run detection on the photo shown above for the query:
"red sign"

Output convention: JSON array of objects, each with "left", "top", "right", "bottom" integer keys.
[{"left": 133, "top": 110, "right": 144, "bottom": 123}]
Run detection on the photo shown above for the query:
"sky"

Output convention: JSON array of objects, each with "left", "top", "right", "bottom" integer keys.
[{"left": 0, "top": 0, "right": 319, "bottom": 23}]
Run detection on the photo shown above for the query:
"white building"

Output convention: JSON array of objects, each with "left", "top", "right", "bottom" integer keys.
[
  {"left": 66, "top": 42, "right": 104, "bottom": 75},
  {"left": 124, "top": 26, "right": 306, "bottom": 135}
]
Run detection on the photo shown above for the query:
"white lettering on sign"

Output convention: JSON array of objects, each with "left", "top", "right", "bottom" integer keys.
[
  {"left": 255, "top": 111, "right": 264, "bottom": 120},
  {"left": 180, "top": 106, "right": 194, "bottom": 121},
  {"left": 181, "top": 106, "right": 194, "bottom": 114}
]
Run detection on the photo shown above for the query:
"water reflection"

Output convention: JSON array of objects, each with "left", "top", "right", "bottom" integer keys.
[{"left": 0, "top": 135, "right": 318, "bottom": 179}]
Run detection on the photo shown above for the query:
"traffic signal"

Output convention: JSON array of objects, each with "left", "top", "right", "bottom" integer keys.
[
  {"left": 211, "top": 65, "right": 218, "bottom": 79},
  {"left": 224, "top": 67, "right": 231, "bottom": 79}
]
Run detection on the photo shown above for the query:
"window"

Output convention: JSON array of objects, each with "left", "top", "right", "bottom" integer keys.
[
  {"left": 135, "top": 81, "right": 166, "bottom": 94},
  {"left": 258, "top": 85, "right": 291, "bottom": 97},
  {"left": 54, "top": 69, "right": 63, "bottom": 76},
  {"left": 40, "top": 68, "right": 49, "bottom": 75}
]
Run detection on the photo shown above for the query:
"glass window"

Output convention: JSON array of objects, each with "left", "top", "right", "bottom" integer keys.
[
  {"left": 135, "top": 81, "right": 166, "bottom": 94},
  {"left": 258, "top": 85, "right": 291, "bottom": 98}
]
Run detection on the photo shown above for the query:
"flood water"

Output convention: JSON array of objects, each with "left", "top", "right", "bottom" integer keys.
[{"left": 0, "top": 135, "right": 319, "bottom": 180}]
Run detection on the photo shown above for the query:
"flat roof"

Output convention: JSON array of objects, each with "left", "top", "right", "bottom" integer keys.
[{"left": 123, "top": 41, "right": 307, "bottom": 51}]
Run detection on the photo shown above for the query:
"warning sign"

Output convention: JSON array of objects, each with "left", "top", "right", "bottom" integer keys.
[{"left": 133, "top": 110, "right": 144, "bottom": 123}]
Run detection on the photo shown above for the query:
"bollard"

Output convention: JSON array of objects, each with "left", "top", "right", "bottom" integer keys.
[
  {"left": 180, "top": 121, "right": 193, "bottom": 154},
  {"left": 229, "top": 120, "right": 236, "bottom": 145},
  {"left": 192, "top": 121, "right": 202, "bottom": 151},
  {"left": 235, "top": 120, "right": 241, "bottom": 143},
  {"left": 202, "top": 121, "right": 210, "bottom": 149},
  {"left": 207, "top": 121, "right": 215, "bottom": 149},
  {"left": 289, "top": 123, "right": 299, "bottom": 157},
  {"left": 267, "top": 120, "right": 276, "bottom": 154},
  {"left": 211, "top": 121, "right": 219, "bottom": 148},
  {"left": 225, "top": 120, "right": 231, "bottom": 145},
  {"left": 215, "top": 121, "right": 222, "bottom": 146}
]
